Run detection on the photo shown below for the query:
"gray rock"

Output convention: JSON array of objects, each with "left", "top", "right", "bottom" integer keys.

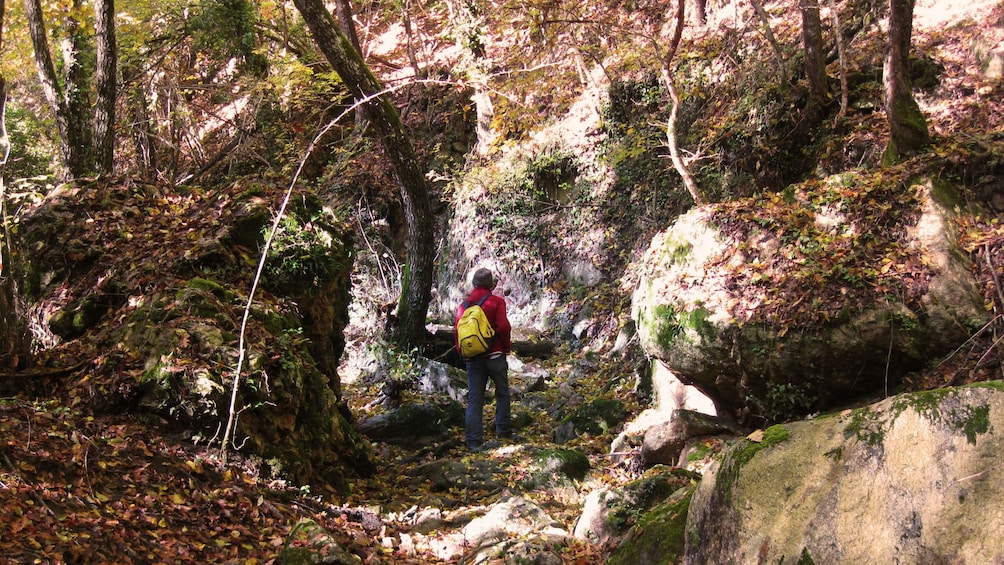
[
  {"left": 686, "top": 383, "right": 1004, "bottom": 564},
  {"left": 632, "top": 177, "right": 987, "bottom": 422}
]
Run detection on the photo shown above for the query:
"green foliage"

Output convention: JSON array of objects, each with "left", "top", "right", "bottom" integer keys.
[
  {"left": 186, "top": 0, "right": 267, "bottom": 76},
  {"left": 261, "top": 205, "right": 350, "bottom": 296},
  {"left": 761, "top": 381, "right": 816, "bottom": 423},
  {"left": 3, "top": 106, "right": 55, "bottom": 180}
]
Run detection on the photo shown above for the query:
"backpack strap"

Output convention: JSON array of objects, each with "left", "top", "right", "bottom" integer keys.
[{"left": 462, "top": 293, "right": 490, "bottom": 310}]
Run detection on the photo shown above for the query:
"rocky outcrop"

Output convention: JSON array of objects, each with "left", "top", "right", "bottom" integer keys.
[
  {"left": 19, "top": 183, "right": 374, "bottom": 494},
  {"left": 685, "top": 383, "right": 1004, "bottom": 564},
  {"left": 632, "top": 176, "right": 988, "bottom": 422}
]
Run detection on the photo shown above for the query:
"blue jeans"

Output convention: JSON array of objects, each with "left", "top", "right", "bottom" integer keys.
[{"left": 465, "top": 354, "right": 511, "bottom": 446}]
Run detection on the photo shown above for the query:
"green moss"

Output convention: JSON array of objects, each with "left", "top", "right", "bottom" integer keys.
[
  {"left": 847, "top": 387, "right": 994, "bottom": 447},
  {"left": 652, "top": 304, "right": 717, "bottom": 349},
  {"left": 972, "top": 381, "right": 1004, "bottom": 393},
  {"left": 662, "top": 234, "right": 693, "bottom": 265},
  {"left": 186, "top": 277, "right": 236, "bottom": 302},
  {"left": 714, "top": 424, "right": 791, "bottom": 507},
  {"left": 927, "top": 177, "right": 962, "bottom": 209},
  {"left": 843, "top": 407, "right": 887, "bottom": 446},
  {"left": 606, "top": 468, "right": 699, "bottom": 533},
  {"left": 607, "top": 486, "right": 695, "bottom": 565},
  {"left": 796, "top": 546, "right": 816, "bottom": 565}
]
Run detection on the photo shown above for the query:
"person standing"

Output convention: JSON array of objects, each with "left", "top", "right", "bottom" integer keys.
[{"left": 455, "top": 268, "right": 513, "bottom": 452}]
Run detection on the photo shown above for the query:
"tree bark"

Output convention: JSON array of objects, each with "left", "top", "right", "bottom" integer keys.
[
  {"left": 292, "top": 0, "right": 435, "bottom": 351},
  {"left": 660, "top": 0, "right": 704, "bottom": 205},
  {"left": 749, "top": 0, "right": 786, "bottom": 81},
  {"left": 23, "top": 0, "right": 95, "bottom": 179},
  {"left": 828, "top": 0, "right": 850, "bottom": 123},
  {"left": 93, "top": 0, "right": 116, "bottom": 175},
  {"left": 801, "top": 0, "right": 829, "bottom": 112},
  {"left": 882, "top": 0, "right": 928, "bottom": 164}
]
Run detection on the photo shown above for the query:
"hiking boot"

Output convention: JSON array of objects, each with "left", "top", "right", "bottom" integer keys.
[
  {"left": 499, "top": 433, "right": 523, "bottom": 443},
  {"left": 467, "top": 442, "right": 484, "bottom": 453}
]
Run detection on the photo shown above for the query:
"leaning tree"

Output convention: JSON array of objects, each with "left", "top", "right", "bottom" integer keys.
[{"left": 292, "top": 0, "right": 436, "bottom": 351}]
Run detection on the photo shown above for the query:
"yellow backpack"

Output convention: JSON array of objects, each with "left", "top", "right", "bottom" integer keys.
[{"left": 457, "top": 294, "right": 496, "bottom": 359}]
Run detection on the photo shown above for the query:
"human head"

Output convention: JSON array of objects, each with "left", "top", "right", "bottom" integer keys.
[{"left": 471, "top": 268, "right": 496, "bottom": 290}]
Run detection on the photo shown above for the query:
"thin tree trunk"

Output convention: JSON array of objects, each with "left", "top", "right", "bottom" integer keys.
[
  {"left": 93, "top": 0, "right": 116, "bottom": 175},
  {"left": 882, "top": 0, "right": 928, "bottom": 163},
  {"left": 61, "top": 0, "right": 93, "bottom": 177},
  {"left": 293, "top": 0, "right": 435, "bottom": 351},
  {"left": 332, "top": 0, "right": 368, "bottom": 129},
  {"left": 24, "top": 0, "right": 93, "bottom": 178},
  {"left": 661, "top": 0, "right": 704, "bottom": 205},
  {"left": 24, "top": 0, "right": 71, "bottom": 173},
  {"left": 749, "top": 0, "right": 786, "bottom": 81},
  {"left": 828, "top": 0, "right": 849, "bottom": 123},
  {"left": 400, "top": 0, "right": 422, "bottom": 78}
]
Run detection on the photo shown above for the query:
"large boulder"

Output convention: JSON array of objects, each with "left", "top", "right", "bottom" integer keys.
[
  {"left": 685, "top": 383, "right": 1004, "bottom": 564},
  {"left": 20, "top": 183, "right": 374, "bottom": 493},
  {"left": 632, "top": 175, "right": 988, "bottom": 422}
]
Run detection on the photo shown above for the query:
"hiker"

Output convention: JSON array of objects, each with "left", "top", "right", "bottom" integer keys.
[{"left": 455, "top": 267, "right": 514, "bottom": 452}]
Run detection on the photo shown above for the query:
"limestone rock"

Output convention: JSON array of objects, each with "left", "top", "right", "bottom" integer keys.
[
  {"left": 685, "top": 383, "right": 1004, "bottom": 564},
  {"left": 632, "top": 177, "right": 987, "bottom": 422}
]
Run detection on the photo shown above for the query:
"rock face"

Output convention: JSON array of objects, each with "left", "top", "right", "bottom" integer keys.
[
  {"left": 632, "top": 176, "right": 988, "bottom": 422},
  {"left": 686, "top": 384, "right": 1004, "bottom": 564}
]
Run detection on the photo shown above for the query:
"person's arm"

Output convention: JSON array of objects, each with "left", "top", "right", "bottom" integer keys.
[{"left": 493, "top": 297, "right": 512, "bottom": 353}]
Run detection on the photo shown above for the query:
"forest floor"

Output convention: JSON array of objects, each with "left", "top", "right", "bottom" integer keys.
[
  {"left": 2, "top": 0, "right": 1003, "bottom": 563},
  {"left": 0, "top": 346, "right": 624, "bottom": 563}
]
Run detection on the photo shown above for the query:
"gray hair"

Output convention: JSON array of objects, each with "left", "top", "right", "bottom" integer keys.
[{"left": 471, "top": 268, "right": 496, "bottom": 289}]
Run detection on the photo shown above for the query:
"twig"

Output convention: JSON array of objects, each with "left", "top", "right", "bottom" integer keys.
[
  {"left": 985, "top": 243, "right": 1004, "bottom": 313},
  {"left": 947, "top": 465, "right": 1000, "bottom": 488}
]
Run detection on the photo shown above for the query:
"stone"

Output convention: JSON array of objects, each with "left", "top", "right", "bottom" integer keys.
[{"left": 686, "top": 384, "right": 1004, "bottom": 564}]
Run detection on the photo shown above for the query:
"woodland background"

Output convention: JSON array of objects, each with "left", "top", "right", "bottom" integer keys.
[{"left": 0, "top": 0, "right": 1002, "bottom": 562}]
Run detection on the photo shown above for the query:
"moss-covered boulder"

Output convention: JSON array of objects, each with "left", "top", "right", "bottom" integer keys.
[
  {"left": 607, "top": 483, "right": 695, "bottom": 565},
  {"left": 632, "top": 175, "right": 988, "bottom": 423},
  {"left": 685, "top": 384, "right": 1004, "bottom": 563},
  {"left": 18, "top": 182, "right": 373, "bottom": 494},
  {"left": 574, "top": 466, "right": 698, "bottom": 546},
  {"left": 521, "top": 448, "right": 591, "bottom": 490},
  {"left": 555, "top": 397, "right": 628, "bottom": 443},
  {"left": 123, "top": 275, "right": 373, "bottom": 493}
]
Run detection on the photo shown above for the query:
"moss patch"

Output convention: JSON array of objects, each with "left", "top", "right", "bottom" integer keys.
[
  {"left": 846, "top": 387, "right": 994, "bottom": 447},
  {"left": 652, "top": 304, "right": 717, "bottom": 349},
  {"left": 607, "top": 485, "right": 695, "bottom": 565}
]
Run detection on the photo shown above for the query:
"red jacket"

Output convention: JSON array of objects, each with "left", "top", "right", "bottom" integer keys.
[{"left": 455, "top": 288, "right": 512, "bottom": 355}]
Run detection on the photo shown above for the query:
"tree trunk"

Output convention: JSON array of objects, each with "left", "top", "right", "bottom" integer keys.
[
  {"left": 660, "top": 0, "right": 704, "bottom": 205},
  {"left": 1, "top": 0, "right": 28, "bottom": 370},
  {"left": 332, "top": 0, "right": 369, "bottom": 129},
  {"left": 61, "top": 0, "right": 94, "bottom": 177},
  {"left": 882, "top": 0, "right": 928, "bottom": 164},
  {"left": 828, "top": 0, "right": 850, "bottom": 123},
  {"left": 749, "top": 0, "right": 786, "bottom": 81},
  {"left": 801, "top": 0, "right": 829, "bottom": 113},
  {"left": 23, "top": 0, "right": 94, "bottom": 179},
  {"left": 93, "top": 0, "right": 116, "bottom": 175},
  {"left": 446, "top": 0, "right": 495, "bottom": 153},
  {"left": 292, "top": 0, "right": 435, "bottom": 351}
]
